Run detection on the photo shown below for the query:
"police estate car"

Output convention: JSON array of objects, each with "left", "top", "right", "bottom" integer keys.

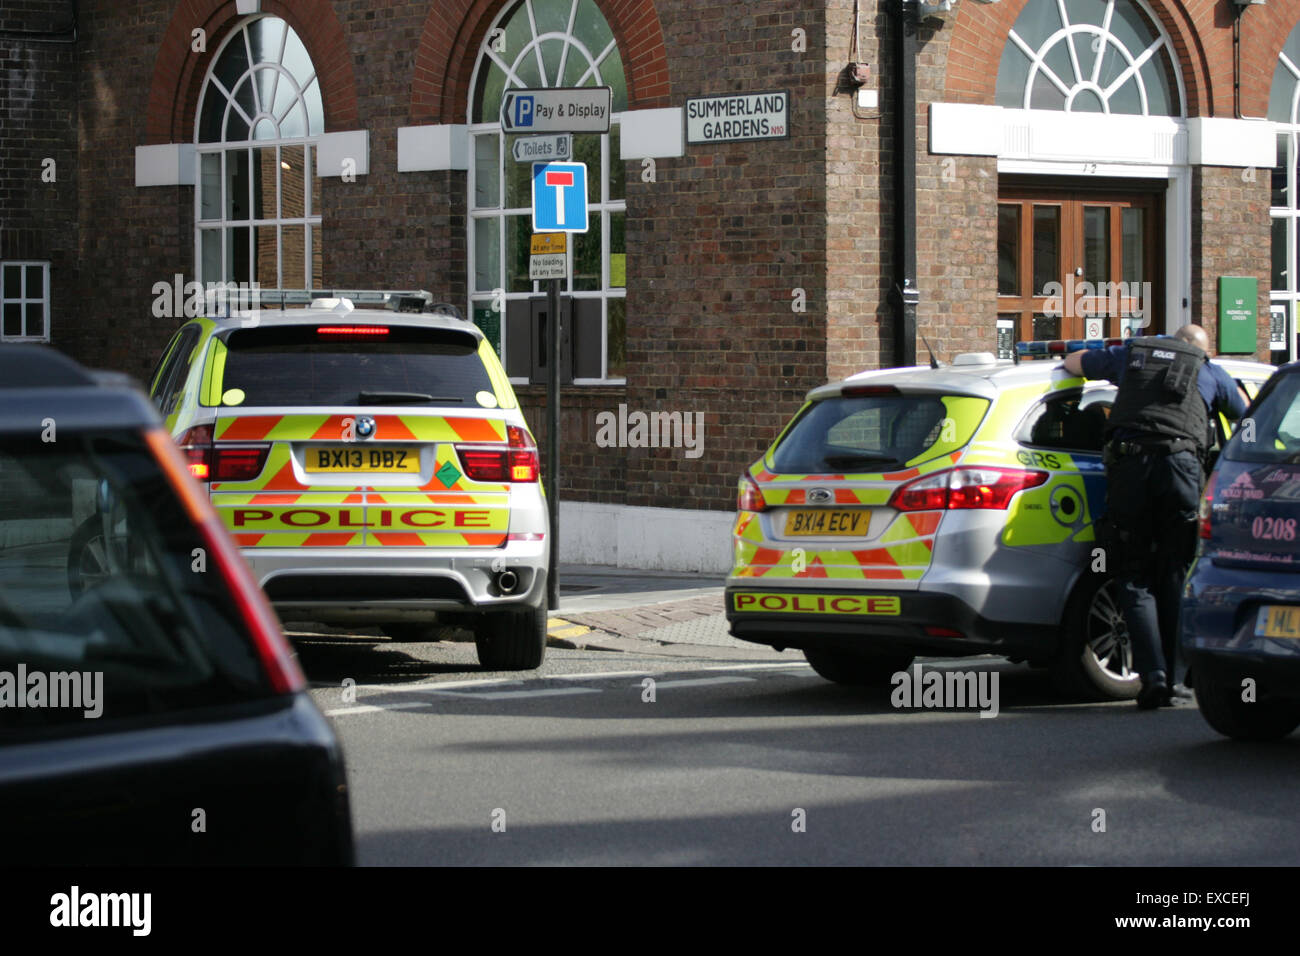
[
  {"left": 726, "top": 341, "right": 1272, "bottom": 700},
  {"left": 147, "top": 292, "right": 549, "bottom": 671}
]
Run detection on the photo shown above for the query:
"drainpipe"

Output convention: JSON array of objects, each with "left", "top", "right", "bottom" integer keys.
[{"left": 890, "top": 0, "right": 919, "bottom": 368}]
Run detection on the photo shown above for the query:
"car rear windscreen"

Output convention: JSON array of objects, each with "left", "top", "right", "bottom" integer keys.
[
  {"left": 0, "top": 433, "right": 275, "bottom": 740},
  {"left": 216, "top": 325, "right": 496, "bottom": 407},
  {"left": 770, "top": 393, "right": 989, "bottom": 474},
  {"left": 1226, "top": 372, "right": 1300, "bottom": 464}
]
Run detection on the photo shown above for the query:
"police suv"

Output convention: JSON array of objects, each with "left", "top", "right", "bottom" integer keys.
[
  {"left": 147, "top": 291, "right": 550, "bottom": 670},
  {"left": 725, "top": 341, "right": 1272, "bottom": 700}
]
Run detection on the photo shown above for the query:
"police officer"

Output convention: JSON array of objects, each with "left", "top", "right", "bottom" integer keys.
[{"left": 1063, "top": 325, "right": 1247, "bottom": 709}]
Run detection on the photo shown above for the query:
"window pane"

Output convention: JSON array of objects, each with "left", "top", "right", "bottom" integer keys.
[
  {"left": 505, "top": 137, "right": 532, "bottom": 208},
  {"left": 252, "top": 225, "right": 277, "bottom": 287},
  {"left": 252, "top": 147, "right": 279, "bottom": 220},
  {"left": 281, "top": 145, "right": 305, "bottom": 218},
  {"left": 1139, "top": 55, "right": 1175, "bottom": 116},
  {"left": 227, "top": 226, "right": 251, "bottom": 283},
  {"left": 997, "top": 205, "right": 1019, "bottom": 295},
  {"left": 308, "top": 145, "right": 320, "bottom": 217},
  {"left": 474, "top": 218, "right": 500, "bottom": 293},
  {"left": 1108, "top": 76, "right": 1143, "bottom": 116},
  {"left": 573, "top": 0, "right": 616, "bottom": 61},
  {"left": 249, "top": 16, "right": 286, "bottom": 69},
  {"left": 279, "top": 100, "right": 307, "bottom": 139},
  {"left": 281, "top": 225, "right": 307, "bottom": 289},
  {"left": 1032, "top": 206, "right": 1059, "bottom": 296},
  {"left": 1029, "top": 70, "right": 1066, "bottom": 111},
  {"left": 214, "top": 30, "right": 251, "bottom": 93},
  {"left": 226, "top": 149, "right": 250, "bottom": 220},
  {"left": 25, "top": 303, "right": 42, "bottom": 337},
  {"left": 230, "top": 77, "right": 257, "bottom": 133},
  {"left": 540, "top": 38, "right": 565, "bottom": 87},
  {"left": 200, "top": 153, "right": 221, "bottom": 220},
  {"left": 199, "top": 89, "right": 226, "bottom": 143},
  {"left": 1122, "top": 208, "right": 1144, "bottom": 285},
  {"left": 598, "top": 45, "right": 627, "bottom": 112},
  {"left": 1083, "top": 207, "right": 1109, "bottom": 287},
  {"left": 506, "top": 216, "right": 532, "bottom": 293},
  {"left": 610, "top": 211, "right": 625, "bottom": 288},
  {"left": 475, "top": 135, "right": 500, "bottom": 209},
  {"left": 1, "top": 264, "right": 17, "bottom": 297},
  {"left": 534, "top": 0, "right": 573, "bottom": 36},
  {"left": 573, "top": 216, "right": 601, "bottom": 291},
  {"left": 3, "top": 304, "right": 20, "bottom": 336},
  {"left": 608, "top": 124, "right": 624, "bottom": 201},
  {"left": 1012, "top": 2, "right": 1061, "bottom": 50},
  {"left": 607, "top": 297, "right": 625, "bottom": 379},
  {"left": 25, "top": 265, "right": 42, "bottom": 294},
  {"left": 200, "top": 229, "right": 222, "bottom": 285},
  {"left": 304, "top": 78, "right": 324, "bottom": 136},
  {"left": 996, "top": 46, "right": 1031, "bottom": 109},
  {"left": 309, "top": 224, "right": 323, "bottom": 287},
  {"left": 1273, "top": 216, "right": 1288, "bottom": 291},
  {"left": 573, "top": 133, "right": 600, "bottom": 203}
]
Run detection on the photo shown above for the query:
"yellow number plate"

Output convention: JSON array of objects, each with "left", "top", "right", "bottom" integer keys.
[
  {"left": 1255, "top": 605, "right": 1300, "bottom": 639},
  {"left": 785, "top": 509, "right": 867, "bottom": 536},
  {"left": 305, "top": 446, "right": 420, "bottom": 473}
]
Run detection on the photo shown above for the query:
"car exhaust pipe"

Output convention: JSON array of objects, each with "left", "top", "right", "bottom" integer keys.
[{"left": 495, "top": 569, "right": 518, "bottom": 594}]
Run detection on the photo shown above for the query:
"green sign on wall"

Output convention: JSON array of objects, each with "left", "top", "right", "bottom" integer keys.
[{"left": 1218, "top": 276, "right": 1257, "bottom": 354}]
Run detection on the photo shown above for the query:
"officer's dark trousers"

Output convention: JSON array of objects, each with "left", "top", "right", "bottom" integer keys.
[{"left": 1103, "top": 449, "right": 1203, "bottom": 683}]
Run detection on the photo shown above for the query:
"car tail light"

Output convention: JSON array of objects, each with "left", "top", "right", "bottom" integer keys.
[
  {"left": 145, "top": 430, "right": 305, "bottom": 695},
  {"left": 457, "top": 426, "right": 539, "bottom": 483},
  {"left": 1199, "top": 471, "right": 1218, "bottom": 539},
  {"left": 177, "top": 424, "right": 214, "bottom": 480},
  {"left": 316, "top": 325, "right": 389, "bottom": 336},
  {"left": 738, "top": 476, "right": 768, "bottom": 512},
  {"left": 890, "top": 467, "right": 1049, "bottom": 512},
  {"left": 176, "top": 425, "right": 268, "bottom": 482}
]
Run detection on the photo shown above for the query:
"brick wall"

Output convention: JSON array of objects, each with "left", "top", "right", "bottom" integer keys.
[
  {"left": 0, "top": 0, "right": 78, "bottom": 349},
  {"left": 619, "top": 0, "right": 829, "bottom": 511},
  {"left": 1192, "top": 165, "right": 1272, "bottom": 358}
]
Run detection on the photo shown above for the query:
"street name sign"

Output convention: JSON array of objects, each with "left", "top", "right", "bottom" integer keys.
[{"left": 685, "top": 90, "right": 790, "bottom": 144}]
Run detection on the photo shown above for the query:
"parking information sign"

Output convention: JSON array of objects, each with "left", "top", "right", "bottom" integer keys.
[
  {"left": 529, "top": 232, "right": 568, "bottom": 280},
  {"left": 531, "top": 161, "right": 588, "bottom": 233},
  {"left": 501, "top": 88, "right": 612, "bottom": 133}
]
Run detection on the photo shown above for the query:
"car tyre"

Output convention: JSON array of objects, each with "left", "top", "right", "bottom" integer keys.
[
  {"left": 1051, "top": 574, "right": 1141, "bottom": 701},
  {"left": 803, "top": 647, "right": 912, "bottom": 687},
  {"left": 1194, "top": 671, "right": 1300, "bottom": 741},
  {"left": 475, "top": 602, "right": 547, "bottom": 671}
]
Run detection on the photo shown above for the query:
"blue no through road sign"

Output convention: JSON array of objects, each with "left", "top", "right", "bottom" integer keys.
[{"left": 531, "top": 161, "right": 588, "bottom": 233}]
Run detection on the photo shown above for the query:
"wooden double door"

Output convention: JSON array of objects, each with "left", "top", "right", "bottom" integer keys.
[{"left": 997, "top": 181, "right": 1163, "bottom": 354}]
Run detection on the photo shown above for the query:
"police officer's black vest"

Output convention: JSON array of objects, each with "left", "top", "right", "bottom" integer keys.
[{"left": 1105, "top": 336, "right": 1209, "bottom": 452}]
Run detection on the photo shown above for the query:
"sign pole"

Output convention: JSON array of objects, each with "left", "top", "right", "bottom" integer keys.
[{"left": 546, "top": 276, "right": 561, "bottom": 610}]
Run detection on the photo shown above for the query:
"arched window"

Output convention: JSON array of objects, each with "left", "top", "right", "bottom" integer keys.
[
  {"left": 995, "top": 0, "right": 1181, "bottom": 116},
  {"left": 468, "top": 0, "right": 627, "bottom": 382},
  {"left": 195, "top": 16, "right": 324, "bottom": 288},
  {"left": 1268, "top": 23, "right": 1300, "bottom": 361}
]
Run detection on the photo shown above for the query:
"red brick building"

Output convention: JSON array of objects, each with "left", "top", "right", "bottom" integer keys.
[{"left": 0, "top": 0, "right": 1288, "bottom": 570}]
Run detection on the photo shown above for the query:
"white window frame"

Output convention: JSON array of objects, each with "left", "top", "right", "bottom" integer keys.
[
  {"left": 0, "top": 261, "right": 51, "bottom": 343},
  {"left": 467, "top": 0, "right": 627, "bottom": 385},
  {"left": 997, "top": 0, "right": 1184, "bottom": 118},
  {"left": 193, "top": 15, "right": 323, "bottom": 289}
]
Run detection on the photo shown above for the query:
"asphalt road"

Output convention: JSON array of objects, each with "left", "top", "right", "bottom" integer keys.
[{"left": 300, "top": 635, "right": 1300, "bottom": 867}]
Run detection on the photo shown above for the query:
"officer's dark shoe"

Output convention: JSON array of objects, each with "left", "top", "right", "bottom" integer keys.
[
  {"left": 1170, "top": 683, "right": 1194, "bottom": 701},
  {"left": 1137, "top": 672, "right": 1171, "bottom": 710}
]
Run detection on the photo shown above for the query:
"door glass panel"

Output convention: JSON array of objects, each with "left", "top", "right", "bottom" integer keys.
[
  {"left": 280, "top": 145, "right": 305, "bottom": 218},
  {"left": 1083, "top": 207, "right": 1110, "bottom": 287},
  {"left": 1122, "top": 208, "right": 1144, "bottom": 285},
  {"left": 1274, "top": 216, "right": 1289, "bottom": 291},
  {"left": 1032, "top": 206, "right": 1059, "bottom": 295},
  {"left": 251, "top": 147, "right": 278, "bottom": 221},
  {"left": 475, "top": 135, "right": 500, "bottom": 209},
  {"left": 998, "top": 205, "right": 1020, "bottom": 295},
  {"left": 1033, "top": 313, "right": 1060, "bottom": 340}
]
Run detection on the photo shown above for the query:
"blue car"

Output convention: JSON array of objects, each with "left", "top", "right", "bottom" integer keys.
[{"left": 1182, "top": 362, "right": 1300, "bottom": 740}]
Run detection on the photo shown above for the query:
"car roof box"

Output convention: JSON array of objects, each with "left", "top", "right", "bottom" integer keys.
[{"left": 0, "top": 344, "right": 97, "bottom": 389}]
